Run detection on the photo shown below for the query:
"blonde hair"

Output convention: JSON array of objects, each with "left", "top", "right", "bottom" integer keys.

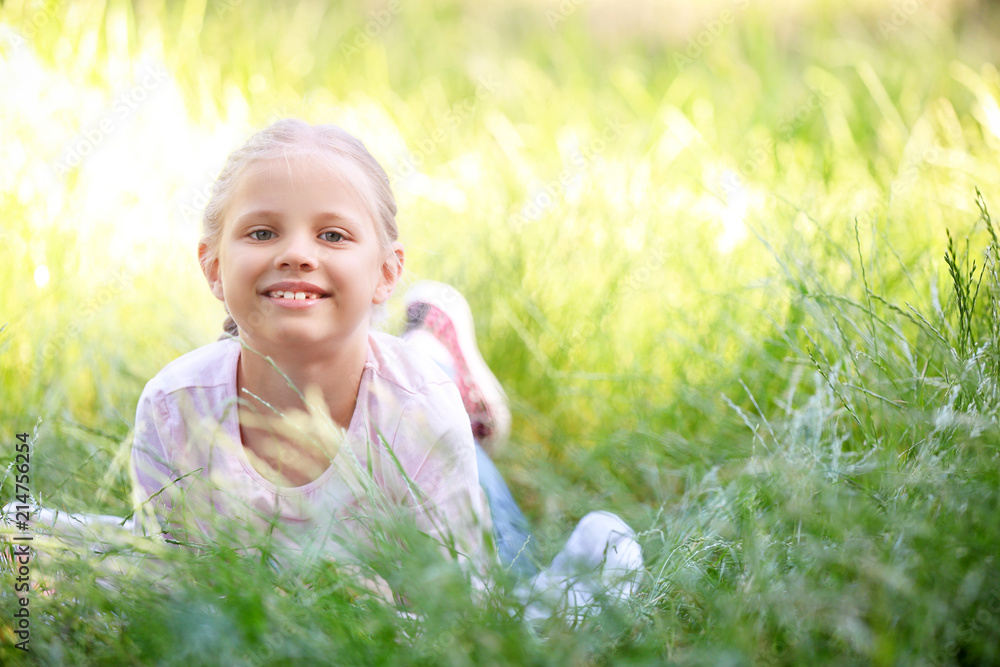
[{"left": 199, "top": 119, "right": 400, "bottom": 337}]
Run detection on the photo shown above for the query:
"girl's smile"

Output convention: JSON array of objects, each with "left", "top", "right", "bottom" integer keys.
[
  {"left": 261, "top": 280, "right": 330, "bottom": 308},
  {"left": 203, "top": 151, "right": 398, "bottom": 354}
]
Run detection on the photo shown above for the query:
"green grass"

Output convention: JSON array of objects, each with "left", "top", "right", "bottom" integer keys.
[{"left": 3, "top": 0, "right": 1000, "bottom": 663}]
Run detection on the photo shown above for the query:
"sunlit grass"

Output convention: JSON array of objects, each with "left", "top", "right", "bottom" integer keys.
[{"left": 2, "top": 0, "right": 1000, "bottom": 663}]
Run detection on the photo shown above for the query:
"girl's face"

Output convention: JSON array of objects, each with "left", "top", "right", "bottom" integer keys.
[{"left": 201, "top": 152, "right": 400, "bottom": 352}]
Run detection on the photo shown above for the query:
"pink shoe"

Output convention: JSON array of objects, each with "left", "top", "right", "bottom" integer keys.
[{"left": 403, "top": 281, "right": 512, "bottom": 454}]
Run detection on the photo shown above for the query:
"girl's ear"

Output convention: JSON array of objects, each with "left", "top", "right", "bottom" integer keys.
[
  {"left": 373, "top": 242, "right": 405, "bottom": 305},
  {"left": 198, "top": 242, "right": 226, "bottom": 302}
]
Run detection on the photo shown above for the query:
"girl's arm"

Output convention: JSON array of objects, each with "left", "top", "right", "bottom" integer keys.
[
  {"left": 131, "top": 384, "right": 177, "bottom": 539},
  {"left": 395, "top": 385, "right": 492, "bottom": 571}
]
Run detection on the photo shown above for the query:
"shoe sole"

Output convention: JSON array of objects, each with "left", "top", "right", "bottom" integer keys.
[{"left": 403, "top": 281, "right": 511, "bottom": 454}]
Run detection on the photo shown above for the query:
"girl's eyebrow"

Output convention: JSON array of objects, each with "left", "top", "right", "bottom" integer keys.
[
  {"left": 312, "top": 211, "right": 362, "bottom": 227},
  {"left": 234, "top": 210, "right": 281, "bottom": 226}
]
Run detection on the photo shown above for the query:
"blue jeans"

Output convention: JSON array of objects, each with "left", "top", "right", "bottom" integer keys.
[{"left": 475, "top": 443, "right": 537, "bottom": 577}]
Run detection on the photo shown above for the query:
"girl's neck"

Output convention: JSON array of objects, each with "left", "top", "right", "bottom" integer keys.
[{"left": 236, "top": 332, "right": 369, "bottom": 429}]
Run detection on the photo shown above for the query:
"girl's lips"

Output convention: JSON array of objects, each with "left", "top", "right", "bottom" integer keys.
[{"left": 263, "top": 282, "right": 329, "bottom": 295}]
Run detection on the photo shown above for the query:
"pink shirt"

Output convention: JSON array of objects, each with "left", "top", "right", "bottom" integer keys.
[{"left": 131, "top": 331, "right": 487, "bottom": 566}]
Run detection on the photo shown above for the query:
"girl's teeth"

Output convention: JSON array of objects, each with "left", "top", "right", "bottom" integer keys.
[{"left": 269, "top": 290, "right": 320, "bottom": 300}]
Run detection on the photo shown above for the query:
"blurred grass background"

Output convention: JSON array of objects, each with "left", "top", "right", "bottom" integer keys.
[{"left": 2, "top": 0, "right": 1000, "bottom": 663}]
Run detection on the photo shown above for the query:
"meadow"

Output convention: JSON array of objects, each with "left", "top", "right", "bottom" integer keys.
[{"left": 2, "top": 0, "right": 1000, "bottom": 663}]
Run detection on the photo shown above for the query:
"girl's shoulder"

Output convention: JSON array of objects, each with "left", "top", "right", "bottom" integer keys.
[
  {"left": 362, "top": 331, "right": 472, "bottom": 452},
  {"left": 366, "top": 331, "right": 456, "bottom": 399},
  {"left": 144, "top": 337, "right": 240, "bottom": 396}
]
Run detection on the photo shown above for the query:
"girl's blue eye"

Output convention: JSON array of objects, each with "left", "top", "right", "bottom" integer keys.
[
  {"left": 321, "top": 231, "right": 344, "bottom": 242},
  {"left": 250, "top": 230, "right": 274, "bottom": 241}
]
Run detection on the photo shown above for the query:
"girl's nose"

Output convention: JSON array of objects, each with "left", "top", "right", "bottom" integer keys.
[{"left": 275, "top": 233, "right": 317, "bottom": 271}]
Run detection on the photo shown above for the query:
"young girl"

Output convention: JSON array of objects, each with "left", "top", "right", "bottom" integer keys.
[
  {"left": 131, "top": 118, "right": 642, "bottom": 613},
  {"left": 131, "top": 119, "right": 490, "bottom": 571}
]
